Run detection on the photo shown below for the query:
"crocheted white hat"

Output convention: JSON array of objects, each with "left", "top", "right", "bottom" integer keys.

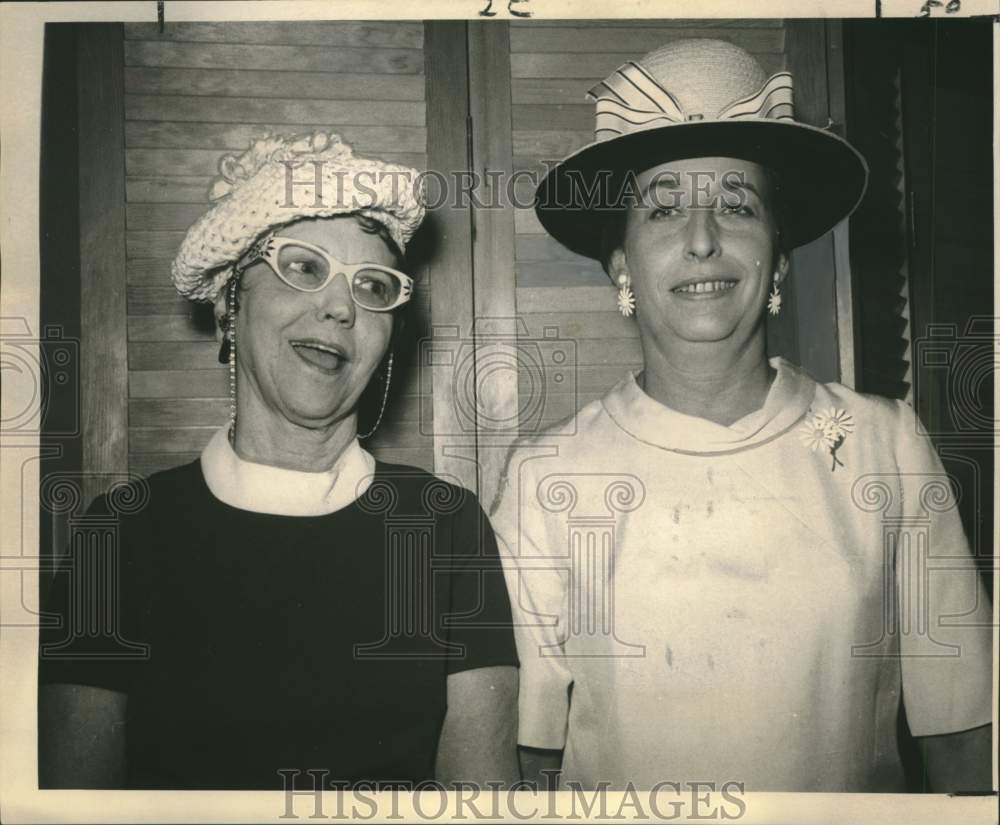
[{"left": 171, "top": 131, "right": 426, "bottom": 302}]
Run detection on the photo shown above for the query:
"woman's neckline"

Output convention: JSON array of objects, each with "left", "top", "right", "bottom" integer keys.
[
  {"left": 636, "top": 363, "right": 778, "bottom": 429},
  {"left": 602, "top": 356, "right": 817, "bottom": 454},
  {"left": 636, "top": 351, "right": 778, "bottom": 428},
  {"left": 199, "top": 424, "right": 376, "bottom": 517}
]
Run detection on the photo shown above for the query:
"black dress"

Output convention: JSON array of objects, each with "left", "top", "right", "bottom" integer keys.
[{"left": 38, "top": 460, "right": 518, "bottom": 789}]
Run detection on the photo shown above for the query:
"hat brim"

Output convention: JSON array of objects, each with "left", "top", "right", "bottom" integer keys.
[{"left": 534, "top": 119, "right": 869, "bottom": 260}]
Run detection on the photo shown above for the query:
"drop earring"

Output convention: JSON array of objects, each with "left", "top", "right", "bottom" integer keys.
[
  {"left": 616, "top": 275, "right": 636, "bottom": 318},
  {"left": 217, "top": 324, "right": 231, "bottom": 364},
  {"left": 359, "top": 352, "right": 393, "bottom": 440},
  {"left": 226, "top": 278, "right": 238, "bottom": 446},
  {"left": 767, "top": 274, "right": 782, "bottom": 317}
]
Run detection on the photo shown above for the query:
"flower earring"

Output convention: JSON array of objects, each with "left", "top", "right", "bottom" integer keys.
[
  {"left": 767, "top": 273, "right": 782, "bottom": 316},
  {"left": 616, "top": 275, "right": 636, "bottom": 318},
  {"left": 358, "top": 352, "right": 393, "bottom": 440}
]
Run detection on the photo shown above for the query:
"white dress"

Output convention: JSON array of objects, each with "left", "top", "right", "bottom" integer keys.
[{"left": 490, "top": 357, "right": 993, "bottom": 791}]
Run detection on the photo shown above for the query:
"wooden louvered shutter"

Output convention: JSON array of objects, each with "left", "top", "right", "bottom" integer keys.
[{"left": 843, "top": 21, "right": 916, "bottom": 402}]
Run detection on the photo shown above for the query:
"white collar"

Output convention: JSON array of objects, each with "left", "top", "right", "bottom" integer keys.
[
  {"left": 200, "top": 425, "right": 376, "bottom": 516},
  {"left": 601, "top": 357, "right": 817, "bottom": 454}
]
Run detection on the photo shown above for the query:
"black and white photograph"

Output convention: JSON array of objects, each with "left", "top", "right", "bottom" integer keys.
[{"left": 1, "top": 1, "right": 997, "bottom": 822}]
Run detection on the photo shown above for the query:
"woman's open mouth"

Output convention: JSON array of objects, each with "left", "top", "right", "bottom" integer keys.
[
  {"left": 671, "top": 279, "right": 738, "bottom": 296},
  {"left": 290, "top": 340, "right": 347, "bottom": 373}
]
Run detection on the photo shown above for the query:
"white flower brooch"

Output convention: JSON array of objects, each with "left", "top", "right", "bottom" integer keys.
[{"left": 798, "top": 407, "right": 855, "bottom": 471}]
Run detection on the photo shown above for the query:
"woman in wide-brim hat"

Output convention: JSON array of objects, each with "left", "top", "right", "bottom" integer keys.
[
  {"left": 492, "top": 39, "right": 992, "bottom": 792},
  {"left": 39, "top": 131, "right": 519, "bottom": 789}
]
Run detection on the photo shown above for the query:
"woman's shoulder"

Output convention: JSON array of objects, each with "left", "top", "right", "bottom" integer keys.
[
  {"left": 370, "top": 459, "right": 462, "bottom": 491},
  {"left": 501, "top": 392, "right": 616, "bottom": 460},
  {"left": 84, "top": 458, "right": 203, "bottom": 519},
  {"left": 143, "top": 456, "right": 205, "bottom": 491},
  {"left": 367, "top": 460, "right": 481, "bottom": 517},
  {"left": 809, "top": 373, "right": 927, "bottom": 455},
  {"left": 810, "top": 373, "right": 911, "bottom": 423}
]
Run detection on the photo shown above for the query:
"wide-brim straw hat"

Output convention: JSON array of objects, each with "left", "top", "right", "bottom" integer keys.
[
  {"left": 535, "top": 39, "right": 869, "bottom": 259},
  {"left": 171, "top": 131, "right": 425, "bottom": 303}
]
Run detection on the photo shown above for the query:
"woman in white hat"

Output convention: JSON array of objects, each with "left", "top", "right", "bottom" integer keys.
[
  {"left": 39, "top": 132, "right": 519, "bottom": 789},
  {"left": 492, "top": 40, "right": 992, "bottom": 792}
]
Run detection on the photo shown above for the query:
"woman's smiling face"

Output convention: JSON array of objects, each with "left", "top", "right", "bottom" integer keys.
[
  {"left": 227, "top": 216, "right": 396, "bottom": 431},
  {"left": 611, "top": 156, "right": 788, "bottom": 349}
]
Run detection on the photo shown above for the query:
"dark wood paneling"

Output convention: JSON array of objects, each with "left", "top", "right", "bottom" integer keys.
[
  {"left": 422, "top": 21, "right": 477, "bottom": 492},
  {"left": 516, "top": 285, "right": 617, "bottom": 313},
  {"left": 126, "top": 230, "right": 186, "bottom": 259},
  {"left": 130, "top": 398, "right": 229, "bottom": 426},
  {"left": 520, "top": 310, "right": 638, "bottom": 340},
  {"left": 125, "top": 122, "right": 428, "bottom": 153},
  {"left": 511, "top": 104, "right": 592, "bottom": 132},
  {"left": 517, "top": 234, "right": 589, "bottom": 262},
  {"left": 128, "top": 368, "right": 426, "bottom": 400},
  {"left": 510, "top": 50, "right": 782, "bottom": 79},
  {"left": 125, "top": 67, "right": 426, "bottom": 102},
  {"left": 509, "top": 25, "right": 784, "bottom": 54},
  {"left": 128, "top": 286, "right": 199, "bottom": 315},
  {"left": 511, "top": 130, "right": 593, "bottom": 161},
  {"left": 129, "top": 342, "right": 219, "bottom": 371},
  {"left": 516, "top": 19, "right": 784, "bottom": 28},
  {"left": 126, "top": 177, "right": 209, "bottom": 203},
  {"left": 125, "top": 21, "right": 423, "bottom": 48},
  {"left": 783, "top": 22, "right": 830, "bottom": 129},
  {"left": 78, "top": 25, "right": 129, "bottom": 495},
  {"left": 126, "top": 202, "right": 206, "bottom": 231},
  {"left": 515, "top": 208, "right": 546, "bottom": 236},
  {"left": 517, "top": 261, "right": 608, "bottom": 288},
  {"left": 130, "top": 397, "right": 423, "bottom": 428},
  {"left": 127, "top": 315, "right": 214, "bottom": 342},
  {"left": 129, "top": 369, "right": 228, "bottom": 398},
  {"left": 468, "top": 22, "right": 521, "bottom": 507},
  {"left": 125, "top": 95, "right": 426, "bottom": 126},
  {"left": 512, "top": 78, "right": 608, "bottom": 105},
  {"left": 130, "top": 413, "right": 428, "bottom": 453},
  {"left": 781, "top": 21, "right": 840, "bottom": 379},
  {"left": 130, "top": 452, "right": 200, "bottom": 477},
  {"left": 125, "top": 148, "right": 425, "bottom": 178},
  {"left": 124, "top": 41, "right": 423, "bottom": 74}
]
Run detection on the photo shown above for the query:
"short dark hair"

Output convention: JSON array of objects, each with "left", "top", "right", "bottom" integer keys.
[
  {"left": 598, "top": 207, "right": 629, "bottom": 277},
  {"left": 597, "top": 166, "right": 789, "bottom": 276}
]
